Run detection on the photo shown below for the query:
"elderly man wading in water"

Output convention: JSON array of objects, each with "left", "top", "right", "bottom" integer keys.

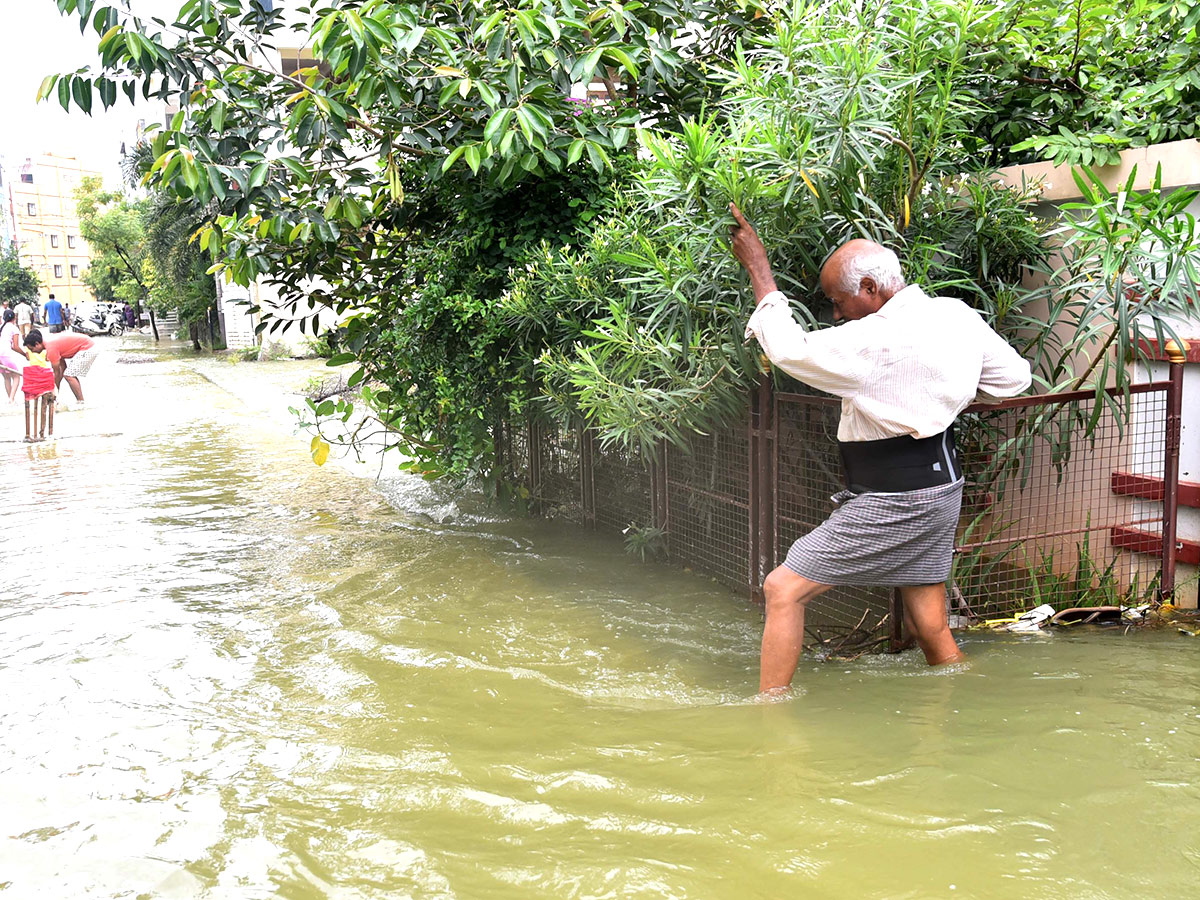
[{"left": 729, "top": 204, "right": 1032, "bottom": 693}]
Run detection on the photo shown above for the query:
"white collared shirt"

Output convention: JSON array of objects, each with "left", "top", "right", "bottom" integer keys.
[{"left": 744, "top": 285, "right": 1032, "bottom": 442}]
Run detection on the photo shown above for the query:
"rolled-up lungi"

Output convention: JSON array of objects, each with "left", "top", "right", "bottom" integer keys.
[
  {"left": 21, "top": 363, "right": 54, "bottom": 400},
  {"left": 783, "top": 479, "right": 964, "bottom": 586}
]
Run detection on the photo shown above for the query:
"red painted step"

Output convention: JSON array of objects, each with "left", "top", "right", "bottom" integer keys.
[
  {"left": 1110, "top": 526, "right": 1200, "bottom": 565},
  {"left": 1111, "top": 471, "right": 1200, "bottom": 508}
]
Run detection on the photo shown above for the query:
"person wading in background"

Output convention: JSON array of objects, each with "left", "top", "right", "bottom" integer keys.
[
  {"left": 14, "top": 298, "right": 34, "bottom": 337},
  {"left": 24, "top": 330, "right": 98, "bottom": 406},
  {"left": 44, "top": 293, "right": 65, "bottom": 334},
  {"left": 729, "top": 203, "right": 1032, "bottom": 693}
]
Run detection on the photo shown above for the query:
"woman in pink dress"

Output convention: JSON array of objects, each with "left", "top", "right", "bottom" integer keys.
[{"left": 0, "top": 308, "right": 26, "bottom": 403}]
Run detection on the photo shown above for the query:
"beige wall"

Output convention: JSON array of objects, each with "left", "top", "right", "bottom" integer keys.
[
  {"left": 11, "top": 153, "right": 100, "bottom": 308},
  {"left": 995, "top": 139, "right": 1200, "bottom": 200}
]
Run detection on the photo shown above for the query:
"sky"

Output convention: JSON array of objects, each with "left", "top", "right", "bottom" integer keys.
[{"left": 0, "top": 0, "right": 180, "bottom": 186}]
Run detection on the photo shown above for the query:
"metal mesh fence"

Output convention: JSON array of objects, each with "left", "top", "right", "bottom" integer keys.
[
  {"left": 952, "top": 385, "right": 1167, "bottom": 621},
  {"left": 591, "top": 436, "right": 654, "bottom": 535},
  {"left": 500, "top": 419, "right": 530, "bottom": 498},
  {"left": 663, "top": 417, "right": 752, "bottom": 590},
  {"left": 537, "top": 422, "right": 584, "bottom": 522},
  {"left": 503, "top": 376, "right": 1180, "bottom": 638}
]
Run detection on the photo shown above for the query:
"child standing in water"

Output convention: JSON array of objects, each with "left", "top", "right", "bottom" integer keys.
[{"left": 21, "top": 330, "right": 55, "bottom": 442}]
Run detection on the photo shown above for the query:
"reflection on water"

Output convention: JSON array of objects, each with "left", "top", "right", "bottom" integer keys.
[{"left": 2, "top": 337, "right": 1200, "bottom": 899}]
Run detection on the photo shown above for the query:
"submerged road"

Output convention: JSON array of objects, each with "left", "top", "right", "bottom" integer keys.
[{"left": 2, "top": 337, "right": 1200, "bottom": 899}]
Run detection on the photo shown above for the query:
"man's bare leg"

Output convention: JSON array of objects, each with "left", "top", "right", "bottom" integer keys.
[
  {"left": 63, "top": 375, "right": 83, "bottom": 402},
  {"left": 899, "top": 583, "right": 963, "bottom": 665},
  {"left": 760, "top": 566, "right": 833, "bottom": 692}
]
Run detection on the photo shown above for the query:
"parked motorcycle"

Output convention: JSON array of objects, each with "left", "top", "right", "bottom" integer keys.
[{"left": 72, "top": 309, "right": 124, "bottom": 337}]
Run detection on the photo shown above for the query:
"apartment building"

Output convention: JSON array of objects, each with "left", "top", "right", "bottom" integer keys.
[
  {"left": 0, "top": 157, "right": 15, "bottom": 252},
  {"left": 11, "top": 153, "right": 99, "bottom": 306}
]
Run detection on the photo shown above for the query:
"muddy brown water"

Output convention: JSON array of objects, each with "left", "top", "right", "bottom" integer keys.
[{"left": 2, "top": 338, "right": 1199, "bottom": 899}]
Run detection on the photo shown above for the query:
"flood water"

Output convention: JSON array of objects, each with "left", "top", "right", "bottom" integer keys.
[{"left": 3, "top": 338, "right": 1200, "bottom": 899}]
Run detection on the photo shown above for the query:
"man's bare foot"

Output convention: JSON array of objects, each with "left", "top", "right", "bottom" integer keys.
[
  {"left": 754, "top": 685, "right": 794, "bottom": 702},
  {"left": 931, "top": 653, "right": 965, "bottom": 666}
]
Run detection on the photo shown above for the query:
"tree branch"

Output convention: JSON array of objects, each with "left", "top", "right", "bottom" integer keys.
[{"left": 1017, "top": 73, "right": 1083, "bottom": 92}]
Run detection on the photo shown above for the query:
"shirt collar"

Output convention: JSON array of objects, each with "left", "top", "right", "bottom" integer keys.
[{"left": 875, "top": 284, "right": 925, "bottom": 317}]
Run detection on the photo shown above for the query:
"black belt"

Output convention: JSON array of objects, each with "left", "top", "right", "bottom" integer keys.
[{"left": 838, "top": 426, "right": 960, "bottom": 493}]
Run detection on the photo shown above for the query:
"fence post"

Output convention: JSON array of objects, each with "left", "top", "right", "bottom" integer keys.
[
  {"left": 749, "top": 374, "right": 775, "bottom": 601},
  {"left": 748, "top": 388, "right": 761, "bottom": 600},
  {"left": 527, "top": 419, "right": 542, "bottom": 515},
  {"left": 579, "top": 424, "right": 595, "bottom": 527},
  {"left": 493, "top": 418, "right": 505, "bottom": 489},
  {"left": 888, "top": 589, "right": 905, "bottom": 653},
  {"left": 653, "top": 438, "right": 669, "bottom": 534},
  {"left": 1160, "top": 339, "right": 1188, "bottom": 603}
]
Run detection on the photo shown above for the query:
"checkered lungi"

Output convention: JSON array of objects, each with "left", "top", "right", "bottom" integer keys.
[
  {"left": 783, "top": 478, "right": 964, "bottom": 586},
  {"left": 64, "top": 348, "right": 99, "bottom": 378}
]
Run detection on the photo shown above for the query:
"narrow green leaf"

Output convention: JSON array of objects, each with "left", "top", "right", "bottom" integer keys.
[
  {"left": 464, "top": 144, "right": 481, "bottom": 175},
  {"left": 515, "top": 106, "right": 536, "bottom": 143},
  {"left": 35, "top": 74, "right": 59, "bottom": 103},
  {"left": 206, "top": 165, "right": 227, "bottom": 201},
  {"left": 71, "top": 76, "right": 93, "bottom": 115},
  {"left": 279, "top": 157, "right": 311, "bottom": 183},
  {"left": 248, "top": 161, "right": 269, "bottom": 189},
  {"left": 441, "top": 144, "right": 466, "bottom": 172},
  {"left": 567, "top": 138, "right": 585, "bottom": 166}
]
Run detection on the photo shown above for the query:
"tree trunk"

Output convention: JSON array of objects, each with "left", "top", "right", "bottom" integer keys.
[
  {"left": 189, "top": 322, "right": 201, "bottom": 351},
  {"left": 149, "top": 307, "right": 160, "bottom": 341},
  {"left": 208, "top": 302, "right": 217, "bottom": 351}
]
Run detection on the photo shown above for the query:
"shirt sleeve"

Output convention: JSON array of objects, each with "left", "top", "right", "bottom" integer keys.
[
  {"left": 744, "top": 291, "right": 871, "bottom": 397},
  {"left": 974, "top": 319, "right": 1032, "bottom": 402}
]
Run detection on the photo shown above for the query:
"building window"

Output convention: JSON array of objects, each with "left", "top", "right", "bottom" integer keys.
[
  {"left": 27, "top": 202, "right": 36, "bottom": 216},
  {"left": 54, "top": 265, "right": 63, "bottom": 277},
  {"left": 50, "top": 234, "right": 59, "bottom": 248},
  {"left": 20, "top": 173, "right": 33, "bottom": 183},
  {"left": 67, "top": 235, "right": 77, "bottom": 249},
  {"left": 70, "top": 264, "right": 79, "bottom": 278}
]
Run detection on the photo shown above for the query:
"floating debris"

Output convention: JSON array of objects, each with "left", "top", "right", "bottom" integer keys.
[
  {"left": 1050, "top": 606, "right": 1124, "bottom": 626},
  {"left": 809, "top": 609, "right": 892, "bottom": 660}
]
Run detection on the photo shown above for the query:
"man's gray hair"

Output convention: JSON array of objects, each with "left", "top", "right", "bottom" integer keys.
[{"left": 837, "top": 244, "right": 906, "bottom": 294}]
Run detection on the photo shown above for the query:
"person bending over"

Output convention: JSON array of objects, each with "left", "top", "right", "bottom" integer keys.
[{"left": 25, "top": 330, "right": 98, "bottom": 405}]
